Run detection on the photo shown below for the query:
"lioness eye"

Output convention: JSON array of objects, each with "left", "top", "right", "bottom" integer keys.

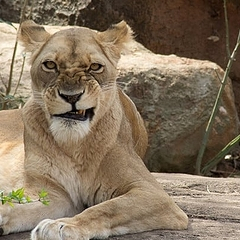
[
  {"left": 43, "top": 60, "right": 56, "bottom": 70},
  {"left": 89, "top": 63, "right": 103, "bottom": 72}
]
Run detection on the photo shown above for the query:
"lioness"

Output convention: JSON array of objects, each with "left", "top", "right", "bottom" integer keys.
[{"left": 0, "top": 21, "right": 188, "bottom": 239}]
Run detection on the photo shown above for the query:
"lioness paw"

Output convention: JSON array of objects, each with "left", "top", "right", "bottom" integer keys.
[
  {"left": 0, "top": 205, "right": 12, "bottom": 235},
  {"left": 31, "top": 219, "right": 88, "bottom": 240}
]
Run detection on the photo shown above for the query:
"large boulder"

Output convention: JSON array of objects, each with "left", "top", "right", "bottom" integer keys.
[{"left": 118, "top": 43, "right": 239, "bottom": 173}]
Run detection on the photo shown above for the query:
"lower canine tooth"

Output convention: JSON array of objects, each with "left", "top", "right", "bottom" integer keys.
[{"left": 78, "top": 110, "right": 86, "bottom": 115}]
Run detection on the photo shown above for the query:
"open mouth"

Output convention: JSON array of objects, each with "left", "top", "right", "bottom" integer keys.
[{"left": 53, "top": 108, "right": 94, "bottom": 121}]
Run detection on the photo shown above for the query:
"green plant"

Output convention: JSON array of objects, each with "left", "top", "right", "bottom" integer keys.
[
  {"left": 195, "top": 0, "right": 240, "bottom": 175},
  {"left": 0, "top": 20, "right": 26, "bottom": 110},
  {"left": 201, "top": 134, "right": 240, "bottom": 175},
  {"left": 0, "top": 92, "right": 25, "bottom": 110},
  {"left": 0, "top": 0, "right": 29, "bottom": 110},
  {"left": 195, "top": 31, "right": 240, "bottom": 175},
  {"left": 0, "top": 188, "right": 49, "bottom": 207}
]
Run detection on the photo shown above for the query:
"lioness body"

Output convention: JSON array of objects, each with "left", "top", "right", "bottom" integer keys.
[{"left": 0, "top": 21, "right": 187, "bottom": 239}]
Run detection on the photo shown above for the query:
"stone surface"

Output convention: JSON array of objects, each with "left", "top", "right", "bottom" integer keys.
[
  {"left": 1, "top": 173, "right": 240, "bottom": 240},
  {"left": 0, "top": 23, "right": 239, "bottom": 173},
  {"left": 118, "top": 43, "right": 239, "bottom": 173},
  {"left": 0, "top": 0, "right": 91, "bottom": 25}
]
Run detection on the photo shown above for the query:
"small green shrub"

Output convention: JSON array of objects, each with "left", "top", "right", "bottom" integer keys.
[{"left": 0, "top": 188, "right": 49, "bottom": 207}]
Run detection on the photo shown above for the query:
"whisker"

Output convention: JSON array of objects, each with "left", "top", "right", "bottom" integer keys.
[
  {"left": 32, "top": 91, "right": 45, "bottom": 107},
  {"left": 100, "top": 81, "right": 116, "bottom": 92},
  {"left": 116, "top": 82, "right": 127, "bottom": 89}
]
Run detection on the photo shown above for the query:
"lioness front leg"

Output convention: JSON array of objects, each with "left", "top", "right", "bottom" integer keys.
[
  {"left": 0, "top": 188, "right": 76, "bottom": 235},
  {"left": 32, "top": 187, "right": 188, "bottom": 240}
]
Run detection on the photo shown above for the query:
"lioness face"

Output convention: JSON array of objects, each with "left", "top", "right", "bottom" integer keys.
[
  {"left": 32, "top": 29, "right": 117, "bottom": 142},
  {"left": 20, "top": 21, "right": 132, "bottom": 143}
]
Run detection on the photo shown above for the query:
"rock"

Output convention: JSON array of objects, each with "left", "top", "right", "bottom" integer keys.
[
  {"left": 0, "top": 23, "right": 239, "bottom": 173},
  {"left": 1, "top": 173, "right": 240, "bottom": 240},
  {"left": 0, "top": 0, "right": 91, "bottom": 25},
  {"left": 118, "top": 43, "right": 239, "bottom": 173}
]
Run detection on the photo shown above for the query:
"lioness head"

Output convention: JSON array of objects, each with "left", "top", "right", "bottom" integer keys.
[{"left": 19, "top": 21, "right": 133, "bottom": 143}]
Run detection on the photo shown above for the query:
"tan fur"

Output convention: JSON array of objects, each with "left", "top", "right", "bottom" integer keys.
[{"left": 0, "top": 21, "right": 188, "bottom": 239}]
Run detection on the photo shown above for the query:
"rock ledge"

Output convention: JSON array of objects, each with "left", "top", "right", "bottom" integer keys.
[{"left": 1, "top": 173, "right": 239, "bottom": 240}]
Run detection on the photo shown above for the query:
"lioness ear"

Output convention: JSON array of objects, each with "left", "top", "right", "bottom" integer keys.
[
  {"left": 18, "top": 20, "right": 51, "bottom": 53},
  {"left": 97, "top": 21, "right": 134, "bottom": 62}
]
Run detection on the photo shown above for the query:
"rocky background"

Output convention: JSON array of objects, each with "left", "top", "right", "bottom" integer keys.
[
  {"left": 0, "top": 0, "right": 240, "bottom": 174},
  {"left": 1, "top": 0, "right": 240, "bottom": 115}
]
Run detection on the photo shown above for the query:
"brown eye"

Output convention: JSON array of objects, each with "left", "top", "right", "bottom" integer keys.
[
  {"left": 89, "top": 63, "right": 103, "bottom": 72},
  {"left": 42, "top": 60, "right": 57, "bottom": 70}
]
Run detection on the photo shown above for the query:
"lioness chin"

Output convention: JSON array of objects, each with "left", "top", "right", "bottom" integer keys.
[{"left": 0, "top": 21, "right": 188, "bottom": 239}]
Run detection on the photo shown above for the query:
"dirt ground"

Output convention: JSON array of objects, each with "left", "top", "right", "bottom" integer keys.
[{"left": 1, "top": 173, "right": 239, "bottom": 240}]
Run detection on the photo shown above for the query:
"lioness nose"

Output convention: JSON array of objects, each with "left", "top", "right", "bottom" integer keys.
[{"left": 59, "top": 92, "right": 84, "bottom": 104}]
